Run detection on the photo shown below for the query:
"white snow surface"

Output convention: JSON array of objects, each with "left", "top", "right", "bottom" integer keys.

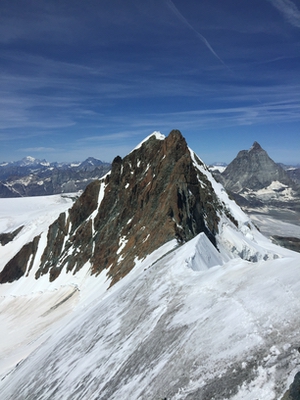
[
  {"left": 189, "top": 148, "right": 249, "bottom": 226},
  {"left": 0, "top": 194, "right": 77, "bottom": 274},
  {"left": 131, "top": 131, "right": 165, "bottom": 152},
  {"left": 244, "top": 181, "right": 295, "bottom": 202},
  {"left": 0, "top": 229, "right": 299, "bottom": 399},
  {"left": 0, "top": 194, "right": 76, "bottom": 236},
  {"left": 209, "top": 165, "right": 227, "bottom": 173},
  {"left": 0, "top": 148, "right": 300, "bottom": 399}
]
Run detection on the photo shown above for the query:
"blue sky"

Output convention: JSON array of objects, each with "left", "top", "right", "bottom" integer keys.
[{"left": 0, "top": 0, "right": 300, "bottom": 164}]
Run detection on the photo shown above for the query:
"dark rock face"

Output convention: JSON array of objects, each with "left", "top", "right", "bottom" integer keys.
[
  {"left": 287, "top": 167, "right": 300, "bottom": 186},
  {"left": 35, "top": 212, "right": 70, "bottom": 281},
  {"left": 0, "top": 235, "right": 40, "bottom": 283},
  {"left": 272, "top": 236, "right": 300, "bottom": 253},
  {"left": 26, "top": 130, "right": 228, "bottom": 286},
  {"left": 281, "top": 372, "right": 300, "bottom": 400},
  {"left": 220, "top": 141, "right": 292, "bottom": 193},
  {"left": 0, "top": 226, "right": 23, "bottom": 246},
  {"left": 35, "top": 181, "right": 101, "bottom": 281},
  {"left": 0, "top": 182, "right": 18, "bottom": 198},
  {"left": 91, "top": 130, "right": 221, "bottom": 285}
]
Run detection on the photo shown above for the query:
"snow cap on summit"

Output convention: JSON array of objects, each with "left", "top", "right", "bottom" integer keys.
[{"left": 131, "top": 131, "right": 165, "bottom": 152}]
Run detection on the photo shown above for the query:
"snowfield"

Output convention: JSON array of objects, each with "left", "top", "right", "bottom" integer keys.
[
  {"left": 0, "top": 231, "right": 299, "bottom": 399},
  {"left": 0, "top": 142, "right": 300, "bottom": 399},
  {"left": 249, "top": 212, "right": 300, "bottom": 239},
  {"left": 0, "top": 197, "right": 299, "bottom": 399},
  {"left": 243, "top": 180, "right": 295, "bottom": 202}
]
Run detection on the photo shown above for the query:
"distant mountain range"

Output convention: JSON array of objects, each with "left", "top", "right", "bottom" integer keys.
[{"left": 0, "top": 156, "right": 111, "bottom": 197}]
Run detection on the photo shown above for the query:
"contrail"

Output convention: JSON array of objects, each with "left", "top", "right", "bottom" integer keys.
[
  {"left": 266, "top": 0, "right": 300, "bottom": 28},
  {"left": 166, "top": 0, "right": 228, "bottom": 67}
]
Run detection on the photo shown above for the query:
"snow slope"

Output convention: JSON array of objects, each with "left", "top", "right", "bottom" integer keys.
[
  {"left": 0, "top": 194, "right": 77, "bottom": 274},
  {"left": 0, "top": 230, "right": 299, "bottom": 399},
  {"left": 0, "top": 194, "right": 98, "bottom": 382}
]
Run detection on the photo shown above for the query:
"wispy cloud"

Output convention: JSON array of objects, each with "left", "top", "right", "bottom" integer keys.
[
  {"left": 166, "top": 0, "right": 229, "bottom": 67},
  {"left": 18, "top": 147, "right": 56, "bottom": 153},
  {"left": 106, "top": 95, "right": 300, "bottom": 131},
  {"left": 77, "top": 131, "right": 143, "bottom": 143},
  {"left": 267, "top": 0, "right": 300, "bottom": 28}
]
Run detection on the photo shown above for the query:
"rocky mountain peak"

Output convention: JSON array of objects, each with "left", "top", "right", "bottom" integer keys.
[
  {"left": 19, "top": 156, "right": 48, "bottom": 166},
  {"left": 80, "top": 157, "right": 104, "bottom": 167},
  {"left": 88, "top": 129, "right": 222, "bottom": 285},
  {"left": 249, "top": 141, "right": 263, "bottom": 152},
  {"left": 220, "top": 141, "right": 292, "bottom": 193},
  {"left": 1, "top": 130, "right": 234, "bottom": 287}
]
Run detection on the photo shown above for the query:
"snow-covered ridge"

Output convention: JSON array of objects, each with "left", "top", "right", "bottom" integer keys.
[
  {"left": 209, "top": 164, "right": 227, "bottom": 173},
  {"left": 189, "top": 148, "right": 249, "bottom": 225},
  {"left": 0, "top": 226, "right": 299, "bottom": 399},
  {"left": 131, "top": 131, "right": 165, "bottom": 152}
]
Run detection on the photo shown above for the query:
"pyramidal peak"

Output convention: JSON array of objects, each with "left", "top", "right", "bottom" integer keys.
[
  {"left": 249, "top": 141, "right": 263, "bottom": 152},
  {"left": 0, "top": 129, "right": 276, "bottom": 289},
  {"left": 220, "top": 140, "right": 292, "bottom": 193}
]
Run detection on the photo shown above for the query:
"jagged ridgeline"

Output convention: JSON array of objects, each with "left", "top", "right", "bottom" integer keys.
[
  {"left": 0, "top": 157, "right": 111, "bottom": 198},
  {"left": 0, "top": 130, "right": 235, "bottom": 286}
]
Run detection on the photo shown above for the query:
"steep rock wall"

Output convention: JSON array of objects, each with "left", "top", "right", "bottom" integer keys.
[{"left": 1, "top": 130, "right": 228, "bottom": 286}]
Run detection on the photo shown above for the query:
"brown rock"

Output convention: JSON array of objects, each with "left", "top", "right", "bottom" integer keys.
[{"left": 3, "top": 130, "right": 231, "bottom": 286}]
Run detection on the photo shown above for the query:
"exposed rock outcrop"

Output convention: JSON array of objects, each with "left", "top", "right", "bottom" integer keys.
[
  {"left": 0, "top": 235, "right": 40, "bottom": 283},
  {"left": 272, "top": 236, "right": 300, "bottom": 253},
  {"left": 90, "top": 130, "right": 222, "bottom": 284},
  {"left": 287, "top": 167, "right": 300, "bottom": 186},
  {"left": 0, "top": 226, "right": 23, "bottom": 246},
  {"left": 281, "top": 372, "right": 300, "bottom": 400},
  {"left": 32, "top": 130, "right": 227, "bottom": 286}
]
